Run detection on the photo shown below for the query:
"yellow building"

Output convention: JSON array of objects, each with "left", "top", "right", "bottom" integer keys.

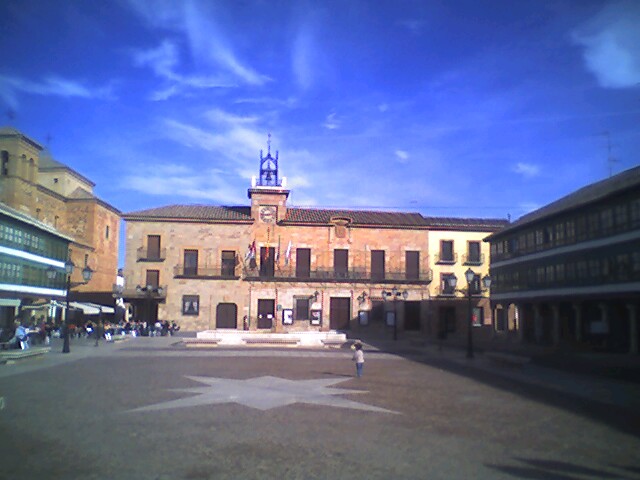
[
  {"left": 0, "top": 127, "right": 121, "bottom": 297},
  {"left": 123, "top": 140, "right": 507, "bottom": 341}
]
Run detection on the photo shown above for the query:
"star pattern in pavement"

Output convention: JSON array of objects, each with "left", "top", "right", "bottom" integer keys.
[{"left": 128, "top": 375, "right": 398, "bottom": 414}]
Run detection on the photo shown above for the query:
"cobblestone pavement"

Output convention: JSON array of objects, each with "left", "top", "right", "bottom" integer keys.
[{"left": 1, "top": 336, "right": 639, "bottom": 480}]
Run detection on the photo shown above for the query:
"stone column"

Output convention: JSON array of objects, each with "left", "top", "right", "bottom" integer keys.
[
  {"left": 515, "top": 304, "right": 524, "bottom": 343},
  {"left": 533, "top": 304, "right": 542, "bottom": 344},
  {"left": 573, "top": 303, "right": 582, "bottom": 343},
  {"left": 551, "top": 304, "right": 560, "bottom": 345},
  {"left": 627, "top": 304, "right": 638, "bottom": 355}
]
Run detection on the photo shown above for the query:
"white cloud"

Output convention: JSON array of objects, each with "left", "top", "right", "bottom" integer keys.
[
  {"left": 132, "top": 40, "right": 237, "bottom": 100},
  {"left": 512, "top": 162, "right": 540, "bottom": 177},
  {"left": 0, "top": 74, "right": 114, "bottom": 108},
  {"left": 572, "top": 1, "right": 640, "bottom": 88},
  {"left": 323, "top": 112, "right": 340, "bottom": 130},
  {"left": 395, "top": 150, "right": 409, "bottom": 162},
  {"left": 378, "top": 103, "right": 389, "bottom": 112},
  {"left": 205, "top": 109, "right": 259, "bottom": 125},
  {"left": 121, "top": 163, "right": 246, "bottom": 204},
  {"left": 127, "top": 1, "right": 269, "bottom": 89}
]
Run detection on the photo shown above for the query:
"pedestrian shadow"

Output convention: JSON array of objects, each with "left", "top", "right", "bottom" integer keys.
[{"left": 486, "top": 457, "right": 636, "bottom": 479}]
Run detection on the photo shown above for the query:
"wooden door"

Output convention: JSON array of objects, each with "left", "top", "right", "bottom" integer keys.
[
  {"left": 330, "top": 297, "right": 351, "bottom": 330},
  {"left": 216, "top": 303, "right": 237, "bottom": 329},
  {"left": 257, "top": 299, "right": 275, "bottom": 329},
  {"left": 404, "top": 301, "right": 421, "bottom": 331}
]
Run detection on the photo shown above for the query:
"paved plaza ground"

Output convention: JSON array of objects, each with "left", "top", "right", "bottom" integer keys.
[{"left": 1, "top": 335, "right": 639, "bottom": 480}]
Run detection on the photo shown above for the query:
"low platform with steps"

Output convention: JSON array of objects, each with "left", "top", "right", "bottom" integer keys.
[{"left": 184, "top": 330, "right": 349, "bottom": 348}]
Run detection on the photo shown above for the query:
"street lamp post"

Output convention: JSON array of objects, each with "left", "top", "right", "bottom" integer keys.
[
  {"left": 382, "top": 287, "right": 409, "bottom": 341},
  {"left": 62, "top": 260, "right": 93, "bottom": 354},
  {"left": 447, "top": 268, "right": 491, "bottom": 359}
]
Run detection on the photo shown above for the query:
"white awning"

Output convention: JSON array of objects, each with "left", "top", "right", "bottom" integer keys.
[{"left": 68, "top": 302, "right": 115, "bottom": 315}]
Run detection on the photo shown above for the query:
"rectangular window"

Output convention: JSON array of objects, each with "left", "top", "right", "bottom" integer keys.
[
  {"left": 467, "top": 242, "right": 481, "bottom": 264},
  {"left": 260, "top": 246, "right": 275, "bottom": 278},
  {"left": 555, "top": 223, "right": 565, "bottom": 245},
  {"left": 616, "top": 254, "right": 630, "bottom": 280},
  {"left": 294, "top": 298, "right": 310, "bottom": 320},
  {"left": 221, "top": 250, "right": 236, "bottom": 277},
  {"left": 105, "top": 225, "right": 110, "bottom": 239},
  {"left": 334, "top": 249, "right": 348, "bottom": 278},
  {"left": 1, "top": 151, "right": 8, "bottom": 175},
  {"left": 630, "top": 199, "right": 640, "bottom": 228},
  {"left": 371, "top": 250, "right": 385, "bottom": 280},
  {"left": 439, "top": 240, "right": 454, "bottom": 263},
  {"left": 600, "top": 208, "right": 613, "bottom": 234},
  {"left": 183, "top": 249, "right": 198, "bottom": 276},
  {"left": 296, "top": 248, "right": 311, "bottom": 278},
  {"left": 182, "top": 295, "right": 199, "bottom": 316},
  {"left": 588, "top": 212, "right": 599, "bottom": 236},
  {"left": 146, "top": 270, "right": 159, "bottom": 288},
  {"left": 556, "top": 263, "right": 565, "bottom": 282},
  {"left": 615, "top": 204, "right": 628, "bottom": 229},
  {"left": 566, "top": 220, "right": 575, "bottom": 242},
  {"left": 441, "top": 273, "right": 455, "bottom": 295},
  {"left": 147, "top": 235, "right": 161, "bottom": 259},
  {"left": 405, "top": 251, "right": 419, "bottom": 280}
]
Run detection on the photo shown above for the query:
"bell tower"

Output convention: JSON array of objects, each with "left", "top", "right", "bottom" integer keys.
[{"left": 248, "top": 134, "right": 289, "bottom": 223}]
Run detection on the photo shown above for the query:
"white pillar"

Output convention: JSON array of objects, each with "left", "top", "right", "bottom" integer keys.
[
  {"left": 515, "top": 304, "right": 524, "bottom": 343},
  {"left": 628, "top": 304, "right": 638, "bottom": 355}
]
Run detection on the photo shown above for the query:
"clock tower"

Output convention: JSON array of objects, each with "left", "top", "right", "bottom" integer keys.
[{"left": 248, "top": 134, "right": 290, "bottom": 224}]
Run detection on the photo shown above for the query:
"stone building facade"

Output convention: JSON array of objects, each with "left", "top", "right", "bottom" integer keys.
[
  {"left": 123, "top": 141, "right": 507, "bottom": 339},
  {"left": 0, "top": 127, "right": 120, "bottom": 295},
  {"left": 486, "top": 165, "right": 640, "bottom": 354}
]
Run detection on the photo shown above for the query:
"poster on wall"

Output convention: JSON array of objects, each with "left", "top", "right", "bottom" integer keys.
[
  {"left": 358, "top": 310, "right": 369, "bottom": 326},
  {"left": 282, "top": 309, "right": 293, "bottom": 325},
  {"left": 385, "top": 311, "right": 395, "bottom": 326},
  {"left": 310, "top": 309, "right": 322, "bottom": 326},
  {"left": 472, "top": 307, "right": 483, "bottom": 327}
]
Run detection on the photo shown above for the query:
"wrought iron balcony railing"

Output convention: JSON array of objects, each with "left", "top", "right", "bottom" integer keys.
[
  {"left": 117, "top": 285, "right": 168, "bottom": 299},
  {"left": 137, "top": 247, "right": 167, "bottom": 262},
  {"left": 462, "top": 253, "right": 485, "bottom": 266},
  {"left": 174, "top": 264, "right": 239, "bottom": 279},
  {"left": 244, "top": 267, "right": 433, "bottom": 284},
  {"left": 435, "top": 252, "right": 458, "bottom": 265}
]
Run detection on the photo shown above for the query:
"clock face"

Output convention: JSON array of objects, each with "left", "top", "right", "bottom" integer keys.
[{"left": 259, "top": 206, "right": 276, "bottom": 223}]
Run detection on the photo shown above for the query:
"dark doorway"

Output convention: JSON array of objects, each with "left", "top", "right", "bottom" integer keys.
[
  {"left": 330, "top": 297, "right": 351, "bottom": 330},
  {"left": 257, "top": 299, "right": 275, "bottom": 329},
  {"left": 405, "top": 301, "right": 421, "bottom": 331},
  {"left": 370, "top": 300, "right": 384, "bottom": 323},
  {"left": 216, "top": 303, "right": 237, "bottom": 329}
]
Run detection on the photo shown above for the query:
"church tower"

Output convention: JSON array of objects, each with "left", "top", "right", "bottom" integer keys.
[
  {"left": 0, "top": 127, "right": 42, "bottom": 216},
  {"left": 248, "top": 134, "right": 290, "bottom": 224}
]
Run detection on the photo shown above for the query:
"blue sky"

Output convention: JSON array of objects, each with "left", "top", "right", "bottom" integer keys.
[{"left": 1, "top": 0, "right": 639, "bottom": 226}]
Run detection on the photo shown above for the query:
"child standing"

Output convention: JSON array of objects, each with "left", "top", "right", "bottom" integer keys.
[{"left": 352, "top": 342, "right": 364, "bottom": 378}]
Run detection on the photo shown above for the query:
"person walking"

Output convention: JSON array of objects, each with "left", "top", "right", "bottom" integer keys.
[{"left": 352, "top": 342, "right": 364, "bottom": 378}]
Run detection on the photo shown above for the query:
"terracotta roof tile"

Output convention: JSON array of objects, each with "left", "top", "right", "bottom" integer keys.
[
  {"left": 283, "top": 208, "right": 426, "bottom": 227},
  {"left": 123, "top": 204, "right": 252, "bottom": 221}
]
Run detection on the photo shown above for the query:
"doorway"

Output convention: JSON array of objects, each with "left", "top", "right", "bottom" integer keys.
[
  {"left": 330, "top": 297, "right": 351, "bottom": 330},
  {"left": 216, "top": 303, "right": 237, "bottom": 329},
  {"left": 257, "top": 299, "right": 275, "bottom": 329}
]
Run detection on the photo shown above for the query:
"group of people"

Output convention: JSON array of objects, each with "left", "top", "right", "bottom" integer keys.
[{"left": 0, "top": 317, "right": 182, "bottom": 349}]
